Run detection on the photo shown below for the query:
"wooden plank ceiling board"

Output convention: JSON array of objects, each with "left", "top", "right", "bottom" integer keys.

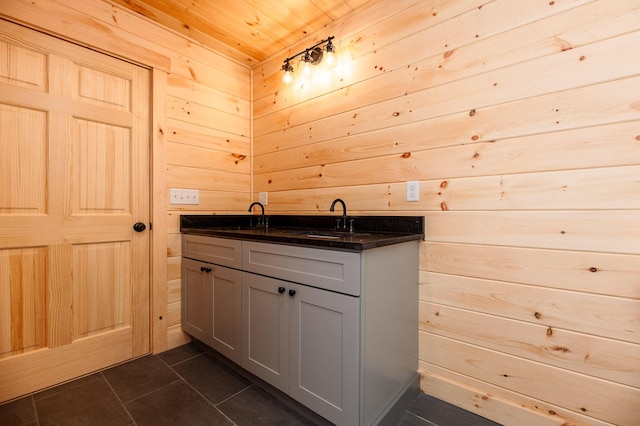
[{"left": 113, "top": 0, "right": 371, "bottom": 64}]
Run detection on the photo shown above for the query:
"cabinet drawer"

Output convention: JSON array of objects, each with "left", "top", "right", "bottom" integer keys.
[
  {"left": 182, "top": 235, "right": 242, "bottom": 269},
  {"left": 243, "top": 241, "right": 361, "bottom": 296}
]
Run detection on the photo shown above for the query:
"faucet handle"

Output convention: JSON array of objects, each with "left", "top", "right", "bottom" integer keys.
[
  {"left": 335, "top": 218, "right": 341, "bottom": 230},
  {"left": 348, "top": 219, "right": 355, "bottom": 233}
]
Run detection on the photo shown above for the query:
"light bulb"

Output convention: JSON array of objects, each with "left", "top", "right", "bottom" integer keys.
[
  {"left": 325, "top": 50, "right": 335, "bottom": 66},
  {"left": 282, "top": 70, "right": 293, "bottom": 84},
  {"left": 303, "top": 61, "right": 312, "bottom": 75}
]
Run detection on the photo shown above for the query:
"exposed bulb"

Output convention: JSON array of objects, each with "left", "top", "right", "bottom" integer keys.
[
  {"left": 282, "top": 70, "right": 293, "bottom": 84},
  {"left": 325, "top": 50, "right": 335, "bottom": 66},
  {"left": 303, "top": 60, "right": 312, "bottom": 76},
  {"left": 325, "top": 38, "right": 335, "bottom": 66}
]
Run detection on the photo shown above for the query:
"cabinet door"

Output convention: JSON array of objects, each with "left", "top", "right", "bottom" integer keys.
[
  {"left": 182, "top": 258, "right": 213, "bottom": 344},
  {"left": 210, "top": 264, "right": 242, "bottom": 364},
  {"left": 241, "top": 272, "right": 289, "bottom": 392},
  {"left": 289, "top": 284, "right": 360, "bottom": 426}
]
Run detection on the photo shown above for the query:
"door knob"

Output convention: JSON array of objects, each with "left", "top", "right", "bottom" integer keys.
[
  {"left": 133, "top": 222, "right": 146, "bottom": 232},
  {"left": 288, "top": 289, "right": 296, "bottom": 297},
  {"left": 278, "top": 286, "right": 286, "bottom": 294}
]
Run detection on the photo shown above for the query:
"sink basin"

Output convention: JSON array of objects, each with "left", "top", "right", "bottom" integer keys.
[
  {"left": 303, "top": 233, "right": 341, "bottom": 239},
  {"left": 301, "top": 231, "right": 371, "bottom": 239}
]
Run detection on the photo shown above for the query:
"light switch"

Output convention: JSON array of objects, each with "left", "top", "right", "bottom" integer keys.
[{"left": 170, "top": 188, "right": 199, "bottom": 205}]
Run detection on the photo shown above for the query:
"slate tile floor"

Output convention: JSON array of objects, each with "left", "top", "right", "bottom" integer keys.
[{"left": 0, "top": 342, "right": 501, "bottom": 426}]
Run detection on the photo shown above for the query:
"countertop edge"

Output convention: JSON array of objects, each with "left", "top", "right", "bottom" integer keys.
[{"left": 179, "top": 215, "right": 424, "bottom": 252}]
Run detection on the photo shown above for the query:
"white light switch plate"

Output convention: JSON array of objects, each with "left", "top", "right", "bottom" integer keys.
[
  {"left": 170, "top": 188, "right": 199, "bottom": 205},
  {"left": 258, "top": 192, "right": 268, "bottom": 205}
]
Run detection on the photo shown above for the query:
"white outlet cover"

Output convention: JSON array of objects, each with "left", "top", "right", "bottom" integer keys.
[
  {"left": 406, "top": 181, "right": 420, "bottom": 202},
  {"left": 258, "top": 192, "right": 268, "bottom": 205}
]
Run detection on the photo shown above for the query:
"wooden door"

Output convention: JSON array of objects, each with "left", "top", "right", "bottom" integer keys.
[{"left": 0, "top": 20, "right": 150, "bottom": 402}]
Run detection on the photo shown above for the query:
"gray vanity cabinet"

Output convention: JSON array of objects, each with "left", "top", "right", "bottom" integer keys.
[
  {"left": 182, "top": 234, "right": 419, "bottom": 426},
  {"left": 182, "top": 236, "right": 242, "bottom": 364}
]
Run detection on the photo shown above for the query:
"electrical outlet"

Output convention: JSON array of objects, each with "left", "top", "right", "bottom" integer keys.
[
  {"left": 170, "top": 188, "right": 200, "bottom": 205},
  {"left": 259, "top": 192, "right": 268, "bottom": 205},
  {"left": 406, "top": 181, "right": 420, "bottom": 202}
]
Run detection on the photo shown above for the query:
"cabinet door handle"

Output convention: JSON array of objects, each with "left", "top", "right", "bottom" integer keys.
[
  {"left": 288, "top": 289, "right": 296, "bottom": 297},
  {"left": 278, "top": 286, "right": 286, "bottom": 294},
  {"left": 200, "top": 266, "right": 212, "bottom": 273}
]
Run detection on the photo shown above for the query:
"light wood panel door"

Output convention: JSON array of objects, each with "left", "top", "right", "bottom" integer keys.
[{"left": 0, "top": 20, "right": 150, "bottom": 402}]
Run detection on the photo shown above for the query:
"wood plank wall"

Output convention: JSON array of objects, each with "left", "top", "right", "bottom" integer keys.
[
  {"left": 0, "top": 0, "right": 252, "bottom": 353},
  {"left": 252, "top": 0, "right": 640, "bottom": 425}
]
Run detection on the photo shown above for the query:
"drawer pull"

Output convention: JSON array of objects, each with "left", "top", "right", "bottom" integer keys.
[
  {"left": 200, "top": 266, "right": 212, "bottom": 273},
  {"left": 288, "top": 289, "right": 296, "bottom": 297},
  {"left": 278, "top": 286, "right": 286, "bottom": 294}
]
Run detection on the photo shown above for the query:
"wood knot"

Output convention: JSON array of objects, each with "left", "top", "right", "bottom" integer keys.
[
  {"left": 471, "top": 135, "right": 479, "bottom": 141},
  {"left": 392, "top": 112, "right": 400, "bottom": 117},
  {"left": 549, "top": 345, "right": 571, "bottom": 353},
  {"left": 401, "top": 152, "right": 411, "bottom": 158},
  {"left": 469, "top": 109, "right": 476, "bottom": 117},
  {"left": 443, "top": 49, "right": 455, "bottom": 58},
  {"left": 440, "top": 180, "right": 448, "bottom": 188},
  {"left": 589, "top": 267, "right": 598, "bottom": 273},
  {"left": 534, "top": 312, "right": 542, "bottom": 319},
  {"left": 440, "top": 202, "right": 449, "bottom": 211},
  {"left": 546, "top": 327, "right": 553, "bottom": 337},
  {"left": 579, "top": 55, "right": 586, "bottom": 61}
]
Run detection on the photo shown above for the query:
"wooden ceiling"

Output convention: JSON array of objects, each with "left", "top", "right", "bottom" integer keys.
[{"left": 112, "top": 0, "right": 371, "bottom": 65}]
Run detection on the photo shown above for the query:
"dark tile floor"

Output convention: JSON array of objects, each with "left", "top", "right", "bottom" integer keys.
[{"left": 0, "top": 342, "right": 501, "bottom": 426}]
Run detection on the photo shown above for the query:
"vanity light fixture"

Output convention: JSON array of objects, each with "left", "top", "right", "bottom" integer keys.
[{"left": 281, "top": 36, "right": 335, "bottom": 84}]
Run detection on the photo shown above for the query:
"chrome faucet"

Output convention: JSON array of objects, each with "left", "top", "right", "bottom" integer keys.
[
  {"left": 330, "top": 198, "right": 351, "bottom": 232},
  {"left": 248, "top": 202, "right": 266, "bottom": 227}
]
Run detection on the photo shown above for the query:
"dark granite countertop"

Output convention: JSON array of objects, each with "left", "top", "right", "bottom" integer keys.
[{"left": 180, "top": 215, "right": 424, "bottom": 251}]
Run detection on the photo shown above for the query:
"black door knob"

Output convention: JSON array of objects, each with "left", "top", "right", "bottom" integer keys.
[
  {"left": 278, "top": 286, "right": 286, "bottom": 294},
  {"left": 288, "top": 289, "right": 296, "bottom": 297},
  {"left": 133, "top": 222, "right": 146, "bottom": 232}
]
